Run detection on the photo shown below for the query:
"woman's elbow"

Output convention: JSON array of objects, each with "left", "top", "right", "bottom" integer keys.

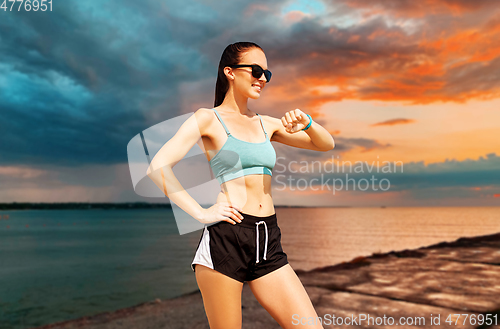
[{"left": 320, "top": 138, "right": 335, "bottom": 152}]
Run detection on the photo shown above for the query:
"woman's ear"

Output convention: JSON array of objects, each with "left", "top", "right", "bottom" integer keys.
[{"left": 224, "top": 67, "right": 234, "bottom": 81}]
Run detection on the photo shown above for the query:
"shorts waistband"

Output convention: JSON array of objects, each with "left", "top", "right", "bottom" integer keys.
[{"left": 237, "top": 211, "right": 277, "bottom": 228}]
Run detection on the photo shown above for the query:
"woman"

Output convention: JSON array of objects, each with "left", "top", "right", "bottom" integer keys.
[{"left": 147, "top": 42, "right": 334, "bottom": 328}]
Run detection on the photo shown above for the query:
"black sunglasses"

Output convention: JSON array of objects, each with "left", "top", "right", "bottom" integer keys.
[{"left": 228, "top": 64, "right": 272, "bottom": 83}]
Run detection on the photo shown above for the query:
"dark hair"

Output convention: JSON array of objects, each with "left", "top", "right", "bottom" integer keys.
[{"left": 214, "top": 42, "right": 264, "bottom": 108}]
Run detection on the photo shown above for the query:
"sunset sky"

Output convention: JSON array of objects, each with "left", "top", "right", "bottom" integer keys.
[{"left": 1, "top": 0, "right": 499, "bottom": 206}]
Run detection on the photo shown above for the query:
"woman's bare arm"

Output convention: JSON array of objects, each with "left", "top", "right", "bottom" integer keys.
[
  {"left": 146, "top": 109, "right": 210, "bottom": 222},
  {"left": 268, "top": 109, "right": 335, "bottom": 151},
  {"left": 146, "top": 108, "right": 243, "bottom": 224}
]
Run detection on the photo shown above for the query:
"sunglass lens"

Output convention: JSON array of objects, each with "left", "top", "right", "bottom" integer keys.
[
  {"left": 265, "top": 70, "right": 272, "bottom": 82},
  {"left": 252, "top": 66, "right": 262, "bottom": 79},
  {"left": 252, "top": 66, "right": 271, "bottom": 82}
]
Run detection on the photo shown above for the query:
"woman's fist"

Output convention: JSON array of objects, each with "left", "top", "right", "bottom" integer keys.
[{"left": 281, "top": 109, "right": 311, "bottom": 133}]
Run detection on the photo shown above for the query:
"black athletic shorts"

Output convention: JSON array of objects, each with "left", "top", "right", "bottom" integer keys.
[{"left": 191, "top": 211, "right": 289, "bottom": 283}]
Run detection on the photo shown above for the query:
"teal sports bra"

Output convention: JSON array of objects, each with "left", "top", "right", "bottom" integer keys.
[{"left": 209, "top": 108, "right": 276, "bottom": 184}]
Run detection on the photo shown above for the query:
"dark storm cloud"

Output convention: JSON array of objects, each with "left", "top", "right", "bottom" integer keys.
[
  {"left": 2, "top": 0, "right": 500, "bottom": 169},
  {"left": 0, "top": 0, "right": 231, "bottom": 166}
]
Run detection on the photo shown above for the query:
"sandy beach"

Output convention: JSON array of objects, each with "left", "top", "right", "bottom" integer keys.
[{"left": 32, "top": 232, "right": 500, "bottom": 329}]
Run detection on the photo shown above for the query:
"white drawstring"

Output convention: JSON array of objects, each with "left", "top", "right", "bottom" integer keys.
[{"left": 255, "top": 221, "right": 268, "bottom": 263}]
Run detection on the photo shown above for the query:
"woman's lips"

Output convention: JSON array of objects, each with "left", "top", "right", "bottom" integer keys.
[{"left": 252, "top": 84, "right": 262, "bottom": 91}]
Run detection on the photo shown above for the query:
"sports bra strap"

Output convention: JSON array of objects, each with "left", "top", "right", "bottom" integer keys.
[
  {"left": 257, "top": 114, "right": 268, "bottom": 137},
  {"left": 213, "top": 109, "right": 231, "bottom": 136}
]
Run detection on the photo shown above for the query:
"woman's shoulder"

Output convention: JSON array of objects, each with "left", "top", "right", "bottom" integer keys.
[
  {"left": 195, "top": 107, "right": 214, "bottom": 113},
  {"left": 194, "top": 107, "right": 216, "bottom": 120},
  {"left": 193, "top": 107, "right": 216, "bottom": 135},
  {"left": 257, "top": 112, "right": 279, "bottom": 126},
  {"left": 256, "top": 112, "right": 279, "bottom": 139}
]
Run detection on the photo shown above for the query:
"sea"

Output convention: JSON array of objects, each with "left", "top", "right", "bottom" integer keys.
[{"left": 0, "top": 207, "right": 499, "bottom": 329}]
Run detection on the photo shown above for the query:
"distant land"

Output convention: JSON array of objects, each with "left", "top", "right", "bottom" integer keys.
[{"left": 0, "top": 203, "right": 353, "bottom": 210}]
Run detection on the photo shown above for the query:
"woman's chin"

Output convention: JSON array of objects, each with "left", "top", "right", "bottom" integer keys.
[{"left": 249, "top": 90, "right": 262, "bottom": 99}]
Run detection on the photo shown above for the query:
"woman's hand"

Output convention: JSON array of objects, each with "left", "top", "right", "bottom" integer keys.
[
  {"left": 199, "top": 201, "right": 244, "bottom": 225},
  {"left": 281, "top": 109, "right": 311, "bottom": 134}
]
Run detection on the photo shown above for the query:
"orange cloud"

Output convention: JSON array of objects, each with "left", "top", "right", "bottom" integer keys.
[
  {"left": 265, "top": 0, "right": 500, "bottom": 111},
  {"left": 342, "top": 0, "right": 492, "bottom": 18},
  {"left": 371, "top": 118, "right": 416, "bottom": 127},
  {"left": 0, "top": 166, "right": 46, "bottom": 178},
  {"left": 347, "top": 35, "right": 361, "bottom": 43},
  {"left": 244, "top": 3, "right": 270, "bottom": 17},
  {"left": 284, "top": 10, "right": 310, "bottom": 24}
]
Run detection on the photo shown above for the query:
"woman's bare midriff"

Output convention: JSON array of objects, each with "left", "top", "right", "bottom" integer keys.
[
  {"left": 200, "top": 111, "right": 275, "bottom": 216},
  {"left": 216, "top": 174, "right": 275, "bottom": 216}
]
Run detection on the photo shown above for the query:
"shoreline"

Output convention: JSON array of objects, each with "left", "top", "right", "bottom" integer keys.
[
  {"left": 32, "top": 231, "right": 500, "bottom": 329},
  {"left": 0, "top": 203, "right": 355, "bottom": 210}
]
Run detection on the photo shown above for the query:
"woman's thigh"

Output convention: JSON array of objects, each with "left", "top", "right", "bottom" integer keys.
[
  {"left": 247, "top": 264, "right": 324, "bottom": 329},
  {"left": 195, "top": 264, "right": 244, "bottom": 329}
]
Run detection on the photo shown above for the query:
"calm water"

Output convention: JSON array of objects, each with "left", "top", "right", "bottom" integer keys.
[{"left": 0, "top": 207, "right": 499, "bottom": 329}]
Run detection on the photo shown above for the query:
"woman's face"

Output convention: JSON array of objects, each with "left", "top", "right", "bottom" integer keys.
[{"left": 226, "top": 47, "right": 268, "bottom": 99}]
